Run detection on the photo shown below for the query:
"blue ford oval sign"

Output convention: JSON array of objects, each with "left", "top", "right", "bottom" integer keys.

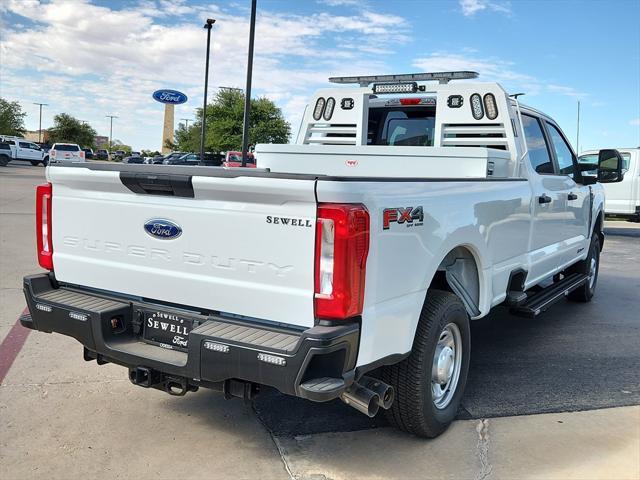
[
  {"left": 152, "top": 89, "right": 188, "bottom": 105},
  {"left": 144, "top": 219, "right": 182, "bottom": 239}
]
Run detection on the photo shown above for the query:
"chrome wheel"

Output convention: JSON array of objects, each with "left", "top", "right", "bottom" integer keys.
[
  {"left": 431, "top": 322, "right": 463, "bottom": 409},
  {"left": 588, "top": 256, "right": 597, "bottom": 290}
]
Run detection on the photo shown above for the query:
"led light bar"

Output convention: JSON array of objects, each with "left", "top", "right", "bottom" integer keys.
[
  {"left": 204, "top": 341, "right": 229, "bottom": 353},
  {"left": 329, "top": 71, "right": 479, "bottom": 86},
  {"left": 373, "top": 82, "right": 418, "bottom": 94},
  {"left": 35, "top": 303, "right": 52, "bottom": 312},
  {"left": 69, "top": 311, "right": 88, "bottom": 321},
  {"left": 257, "top": 352, "right": 286, "bottom": 366}
]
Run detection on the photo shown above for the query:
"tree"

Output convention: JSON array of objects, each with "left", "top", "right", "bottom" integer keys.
[
  {"left": 174, "top": 89, "right": 290, "bottom": 152},
  {"left": 109, "top": 139, "right": 132, "bottom": 154},
  {"left": 48, "top": 113, "right": 97, "bottom": 148},
  {"left": 0, "top": 98, "right": 27, "bottom": 136}
]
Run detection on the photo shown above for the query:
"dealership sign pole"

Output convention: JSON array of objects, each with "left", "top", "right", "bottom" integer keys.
[{"left": 152, "top": 89, "right": 188, "bottom": 154}]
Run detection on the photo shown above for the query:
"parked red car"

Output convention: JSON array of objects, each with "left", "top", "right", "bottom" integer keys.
[{"left": 223, "top": 151, "right": 256, "bottom": 168}]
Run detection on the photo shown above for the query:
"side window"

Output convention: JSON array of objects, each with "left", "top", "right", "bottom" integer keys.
[
  {"left": 546, "top": 122, "right": 576, "bottom": 177},
  {"left": 621, "top": 153, "right": 630, "bottom": 172},
  {"left": 522, "top": 114, "right": 554, "bottom": 174},
  {"left": 19, "top": 141, "right": 30, "bottom": 148}
]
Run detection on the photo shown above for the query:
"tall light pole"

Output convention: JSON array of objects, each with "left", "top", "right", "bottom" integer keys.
[
  {"left": 576, "top": 100, "right": 581, "bottom": 154},
  {"left": 200, "top": 18, "right": 216, "bottom": 162},
  {"left": 33, "top": 103, "right": 48, "bottom": 143},
  {"left": 105, "top": 115, "right": 117, "bottom": 152},
  {"left": 180, "top": 118, "right": 191, "bottom": 129},
  {"left": 241, "top": 0, "right": 257, "bottom": 167}
]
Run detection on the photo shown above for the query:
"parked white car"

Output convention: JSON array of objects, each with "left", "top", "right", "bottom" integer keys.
[
  {"left": 21, "top": 71, "right": 625, "bottom": 438},
  {"left": 579, "top": 148, "right": 639, "bottom": 221},
  {"left": 49, "top": 143, "right": 85, "bottom": 163},
  {"left": 0, "top": 136, "right": 50, "bottom": 166}
]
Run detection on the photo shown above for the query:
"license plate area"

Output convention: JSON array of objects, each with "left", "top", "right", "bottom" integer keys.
[{"left": 141, "top": 309, "right": 196, "bottom": 352}]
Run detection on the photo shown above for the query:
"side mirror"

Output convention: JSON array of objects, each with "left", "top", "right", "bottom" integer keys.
[{"left": 597, "top": 149, "right": 625, "bottom": 183}]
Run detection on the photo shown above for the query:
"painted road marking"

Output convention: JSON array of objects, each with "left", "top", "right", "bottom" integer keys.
[{"left": 0, "top": 308, "right": 32, "bottom": 384}]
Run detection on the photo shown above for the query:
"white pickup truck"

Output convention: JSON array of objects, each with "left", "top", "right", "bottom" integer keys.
[
  {"left": 579, "top": 148, "right": 639, "bottom": 221},
  {"left": 0, "top": 136, "right": 50, "bottom": 166},
  {"left": 21, "top": 72, "right": 625, "bottom": 438}
]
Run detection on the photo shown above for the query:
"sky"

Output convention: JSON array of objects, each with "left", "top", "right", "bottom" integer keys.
[{"left": 1, "top": 0, "right": 639, "bottom": 151}]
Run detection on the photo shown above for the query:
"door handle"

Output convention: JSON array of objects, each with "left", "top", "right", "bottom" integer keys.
[
  {"left": 568, "top": 192, "right": 578, "bottom": 200},
  {"left": 538, "top": 194, "right": 552, "bottom": 204}
]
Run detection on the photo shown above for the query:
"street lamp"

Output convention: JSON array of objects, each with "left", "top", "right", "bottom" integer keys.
[
  {"left": 180, "top": 118, "right": 191, "bottom": 129},
  {"left": 33, "top": 103, "right": 48, "bottom": 143},
  {"left": 241, "top": 0, "right": 257, "bottom": 167},
  {"left": 105, "top": 115, "right": 118, "bottom": 152},
  {"left": 200, "top": 18, "right": 216, "bottom": 162}
]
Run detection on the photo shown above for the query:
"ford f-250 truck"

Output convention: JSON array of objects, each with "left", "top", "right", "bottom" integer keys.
[
  {"left": 0, "top": 136, "right": 50, "bottom": 166},
  {"left": 21, "top": 72, "right": 625, "bottom": 438}
]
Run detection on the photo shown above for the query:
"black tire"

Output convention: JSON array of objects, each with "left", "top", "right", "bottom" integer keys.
[
  {"left": 0, "top": 155, "right": 9, "bottom": 167},
  {"left": 381, "top": 290, "right": 471, "bottom": 438},
  {"left": 567, "top": 234, "right": 600, "bottom": 302},
  {"left": 42, "top": 157, "right": 49, "bottom": 167}
]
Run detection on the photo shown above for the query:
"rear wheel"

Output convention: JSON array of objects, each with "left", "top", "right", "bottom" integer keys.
[
  {"left": 381, "top": 290, "right": 471, "bottom": 438},
  {"left": 0, "top": 155, "right": 9, "bottom": 167},
  {"left": 42, "top": 157, "right": 49, "bottom": 166},
  {"left": 567, "top": 234, "right": 600, "bottom": 302}
]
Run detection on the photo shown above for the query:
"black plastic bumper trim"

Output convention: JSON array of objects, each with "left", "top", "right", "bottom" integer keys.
[{"left": 22, "top": 274, "right": 359, "bottom": 401}]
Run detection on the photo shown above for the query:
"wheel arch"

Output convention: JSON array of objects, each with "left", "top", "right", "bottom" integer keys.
[
  {"left": 429, "top": 244, "right": 483, "bottom": 319},
  {"left": 593, "top": 209, "right": 604, "bottom": 250}
]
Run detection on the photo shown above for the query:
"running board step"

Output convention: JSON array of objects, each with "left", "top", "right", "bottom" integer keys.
[
  {"left": 298, "top": 377, "right": 346, "bottom": 402},
  {"left": 511, "top": 273, "right": 588, "bottom": 318}
]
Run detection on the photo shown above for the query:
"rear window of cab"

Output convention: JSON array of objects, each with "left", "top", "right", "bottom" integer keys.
[{"left": 54, "top": 144, "right": 80, "bottom": 151}]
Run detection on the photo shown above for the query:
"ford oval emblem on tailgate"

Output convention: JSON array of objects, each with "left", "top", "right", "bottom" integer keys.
[{"left": 144, "top": 219, "right": 182, "bottom": 239}]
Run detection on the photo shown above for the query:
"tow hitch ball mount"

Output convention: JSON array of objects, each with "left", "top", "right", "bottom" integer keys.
[{"left": 128, "top": 366, "right": 198, "bottom": 396}]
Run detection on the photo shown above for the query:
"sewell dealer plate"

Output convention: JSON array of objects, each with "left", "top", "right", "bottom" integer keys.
[{"left": 142, "top": 309, "right": 195, "bottom": 351}]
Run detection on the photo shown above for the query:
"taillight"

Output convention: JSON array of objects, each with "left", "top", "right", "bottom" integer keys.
[
  {"left": 36, "top": 183, "right": 53, "bottom": 270},
  {"left": 79, "top": 150, "right": 85, "bottom": 159},
  {"left": 314, "top": 204, "right": 369, "bottom": 319},
  {"left": 399, "top": 98, "right": 422, "bottom": 105},
  {"left": 50, "top": 150, "right": 56, "bottom": 158}
]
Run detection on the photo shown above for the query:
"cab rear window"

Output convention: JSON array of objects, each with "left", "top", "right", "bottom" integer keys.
[
  {"left": 54, "top": 145, "right": 80, "bottom": 151},
  {"left": 367, "top": 107, "right": 436, "bottom": 146}
]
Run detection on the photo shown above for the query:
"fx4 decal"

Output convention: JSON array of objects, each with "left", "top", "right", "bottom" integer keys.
[{"left": 383, "top": 206, "right": 424, "bottom": 230}]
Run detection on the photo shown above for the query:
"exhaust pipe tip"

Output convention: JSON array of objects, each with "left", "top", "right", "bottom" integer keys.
[
  {"left": 340, "top": 384, "right": 380, "bottom": 417},
  {"left": 360, "top": 376, "right": 395, "bottom": 410}
]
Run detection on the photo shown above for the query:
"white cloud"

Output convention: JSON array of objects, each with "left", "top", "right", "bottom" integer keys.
[
  {"left": 459, "top": 0, "right": 511, "bottom": 17},
  {"left": 630, "top": 118, "right": 640, "bottom": 126},
  {"left": 318, "top": 0, "right": 363, "bottom": 7},
  {"left": 413, "top": 52, "right": 587, "bottom": 99},
  {"left": 0, "top": 0, "right": 409, "bottom": 149}
]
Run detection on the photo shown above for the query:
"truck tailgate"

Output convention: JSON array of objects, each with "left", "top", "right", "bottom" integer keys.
[{"left": 48, "top": 166, "right": 317, "bottom": 328}]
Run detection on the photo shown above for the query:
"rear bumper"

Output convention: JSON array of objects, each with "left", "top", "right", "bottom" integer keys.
[{"left": 22, "top": 273, "right": 359, "bottom": 402}]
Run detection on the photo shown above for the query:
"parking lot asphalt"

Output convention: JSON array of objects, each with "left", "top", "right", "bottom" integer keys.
[{"left": 1, "top": 163, "right": 639, "bottom": 480}]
